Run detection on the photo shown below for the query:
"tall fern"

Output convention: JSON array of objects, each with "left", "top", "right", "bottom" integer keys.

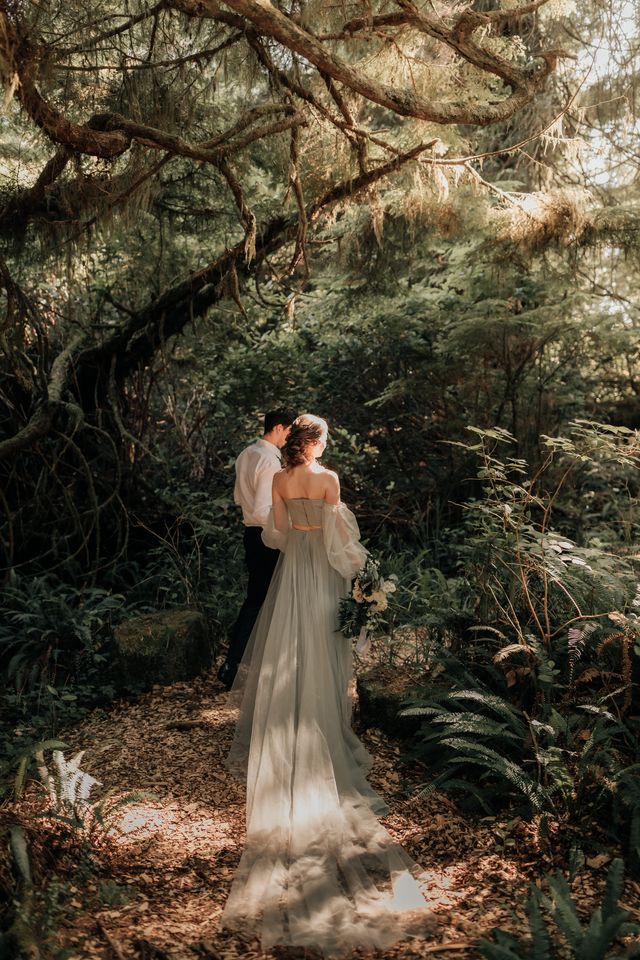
[{"left": 479, "top": 859, "right": 640, "bottom": 960}]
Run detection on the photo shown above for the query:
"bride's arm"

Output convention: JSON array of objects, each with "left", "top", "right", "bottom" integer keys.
[
  {"left": 322, "top": 471, "right": 367, "bottom": 578},
  {"left": 271, "top": 479, "right": 289, "bottom": 535},
  {"left": 323, "top": 470, "right": 340, "bottom": 506},
  {"left": 261, "top": 474, "right": 289, "bottom": 550}
]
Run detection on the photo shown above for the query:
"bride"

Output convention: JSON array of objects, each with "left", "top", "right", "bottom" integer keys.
[{"left": 222, "top": 414, "right": 430, "bottom": 955}]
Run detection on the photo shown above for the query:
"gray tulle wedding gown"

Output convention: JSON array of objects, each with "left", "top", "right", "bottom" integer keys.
[{"left": 222, "top": 498, "right": 430, "bottom": 956}]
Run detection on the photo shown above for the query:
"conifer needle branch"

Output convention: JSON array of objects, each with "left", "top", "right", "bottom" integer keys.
[
  {"left": 0, "top": 135, "right": 444, "bottom": 464},
  {"left": 0, "top": 13, "right": 303, "bottom": 162},
  {"left": 320, "top": 73, "right": 368, "bottom": 175},
  {"left": 58, "top": 0, "right": 171, "bottom": 55},
  {"left": 247, "top": 35, "right": 397, "bottom": 159},
  {"left": 215, "top": 0, "right": 560, "bottom": 126}
]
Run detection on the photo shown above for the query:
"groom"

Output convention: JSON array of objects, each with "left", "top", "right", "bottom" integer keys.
[{"left": 217, "top": 408, "right": 297, "bottom": 690}]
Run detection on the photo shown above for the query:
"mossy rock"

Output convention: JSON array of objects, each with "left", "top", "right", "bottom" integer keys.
[
  {"left": 356, "top": 664, "right": 423, "bottom": 739},
  {"left": 113, "top": 608, "right": 212, "bottom": 689}
]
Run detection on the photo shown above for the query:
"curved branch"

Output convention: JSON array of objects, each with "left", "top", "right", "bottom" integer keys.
[
  {"left": 97, "top": 105, "right": 305, "bottom": 162},
  {"left": 79, "top": 137, "right": 438, "bottom": 380},
  {"left": 0, "top": 136, "right": 440, "bottom": 459},
  {"left": 2, "top": 13, "right": 300, "bottom": 162},
  {"left": 0, "top": 10, "right": 130, "bottom": 158},
  {"left": 0, "top": 333, "right": 85, "bottom": 462},
  {"left": 333, "top": 0, "right": 550, "bottom": 40},
  {"left": 206, "top": 0, "right": 559, "bottom": 126},
  {"left": 0, "top": 147, "right": 72, "bottom": 226}
]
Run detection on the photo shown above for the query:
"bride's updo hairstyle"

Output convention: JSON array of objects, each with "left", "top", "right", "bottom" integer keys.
[{"left": 281, "top": 414, "right": 328, "bottom": 469}]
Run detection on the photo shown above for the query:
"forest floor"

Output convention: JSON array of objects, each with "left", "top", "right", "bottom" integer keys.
[{"left": 5, "top": 657, "right": 640, "bottom": 960}]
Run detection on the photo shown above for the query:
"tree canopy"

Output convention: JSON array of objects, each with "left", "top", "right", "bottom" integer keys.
[{"left": 1, "top": 0, "right": 639, "bottom": 575}]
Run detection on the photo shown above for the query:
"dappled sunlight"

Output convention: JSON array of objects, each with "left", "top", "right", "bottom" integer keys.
[
  {"left": 421, "top": 854, "right": 522, "bottom": 910},
  {"left": 417, "top": 867, "right": 467, "bottom": 911},
  {"left": 196, "top": 706, "right": 238, "bottom": 730},
  {"left": 9, "top": 671, "right": 595, "bottom": 959},
  {"left": 387, "top": 871, "right": 429, "bottom": 910},
  {"left": 107, "top": 795, "right": 240, "bottom": 869}
]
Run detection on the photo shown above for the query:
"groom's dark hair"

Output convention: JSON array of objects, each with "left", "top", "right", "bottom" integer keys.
[{"left": 264, "top": 408, "right": 297, "bottom": 433}]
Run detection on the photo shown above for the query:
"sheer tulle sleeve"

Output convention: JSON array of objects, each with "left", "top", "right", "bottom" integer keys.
[
  {"left": 322, "top": 502, "right": 367, "bottom": 579},
  {"left": 261, "top": 503, "right": 289, "bottom": 551}
]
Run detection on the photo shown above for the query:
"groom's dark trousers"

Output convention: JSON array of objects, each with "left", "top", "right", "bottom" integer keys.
[{"left": 226, "top": 526, "right": 279, "bottom": 669}]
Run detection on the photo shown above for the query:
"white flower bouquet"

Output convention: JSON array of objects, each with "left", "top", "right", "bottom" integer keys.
[{"left": 338, "top": 556, "right": 397, "bottom": 652}]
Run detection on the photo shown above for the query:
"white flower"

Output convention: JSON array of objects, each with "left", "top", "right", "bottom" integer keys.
[{"left": 383, "top": 579, "right": 397, "bottom": 594}]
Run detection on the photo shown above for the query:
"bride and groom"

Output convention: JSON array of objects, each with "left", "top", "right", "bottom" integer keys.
[{"left": 219, "top": 410, "right": 430, "bottom": 955}]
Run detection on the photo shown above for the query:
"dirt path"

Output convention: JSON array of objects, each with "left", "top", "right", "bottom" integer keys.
[{"left": 11, "top": 668, "right": 632, "bottom": 960}]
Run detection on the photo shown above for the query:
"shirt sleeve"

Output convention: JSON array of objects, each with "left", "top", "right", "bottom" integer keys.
[
  {"left": 252, "top": 460, "right": 278, "bottom": 527},
  {"left": 233, "top": 449, "right": 246, "bottom": 507}
]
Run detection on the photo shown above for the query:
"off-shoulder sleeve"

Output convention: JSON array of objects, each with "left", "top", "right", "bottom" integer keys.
[
  {"left": 322, "top": 501, "right": 367, "bottom": 579},
  {"left": 261, "top": 504, "right": 289, "bottom": 551}
]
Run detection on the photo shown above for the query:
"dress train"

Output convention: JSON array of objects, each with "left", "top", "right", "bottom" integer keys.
[{"left": 221, "top": 499, "right": 431, "bottom": 955}]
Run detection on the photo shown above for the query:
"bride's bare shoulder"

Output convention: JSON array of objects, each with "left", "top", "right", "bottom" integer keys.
[
  {"left": 321, "top": 469, "right": 340, "bottom": 493},
  {"left": 272, "top": 468, "right": 287, "bottom": 491}
]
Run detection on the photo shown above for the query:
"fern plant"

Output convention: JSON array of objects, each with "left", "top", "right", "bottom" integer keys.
[
  {"left": 455, "top": 423, "right": 638, "bottom": 661},
  {"left": 478, "top": 858, "right": 640, "bottom": 960},
  {"left": 610, "top": 765, "right": 640, "bottom": 875},
  {"left": 15, "top": 744, "right": 148, "bottom": 835},
  {"left": 402, "top": 657, "right": 638, "bottom": 822},
  {"left": 0, "top": 574, "right": 130, "bottom": 690},
  {"left": 402, "top": 675, "right": 550, "bottom": 814}
]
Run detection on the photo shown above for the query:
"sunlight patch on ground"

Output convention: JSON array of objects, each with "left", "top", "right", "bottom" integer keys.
[
  {"left": 111, "top": 799, "right": 236, "bottom": 854},
  {"left": 197, "top": 706, "right": 238, "bottom": 729}
]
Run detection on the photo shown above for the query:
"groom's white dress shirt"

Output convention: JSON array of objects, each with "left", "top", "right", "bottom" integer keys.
[{"left": 234, "top": 438, "right": 282, "bottom": 528}]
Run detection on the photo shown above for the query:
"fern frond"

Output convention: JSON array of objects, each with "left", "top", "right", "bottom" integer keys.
[
  {"left": 399, "top": 705, "right": 446, "bottom": 717},
  {"left": 447, "top": 690, "right": 527, "bottom": 734},
  {"left": 582, "top": 907, "right": 633, "bottom": 959},
  {"left": 601, "top": 857, "right": 625, "bottom": 919},
  {"left": 493, "top": 642, "right": 535, "bottom": 663},
  {"left": 526, "top": 890, "right": 552, "bottom": 960},
  {"left": 544, "top": 871, "right": 583, "bottom": 947},
  {"left": 477, "top": 931, "right": 530, "bottom": 959}
]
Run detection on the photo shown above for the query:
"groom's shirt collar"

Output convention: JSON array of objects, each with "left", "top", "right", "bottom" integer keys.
[{"left": 256, "top": 437, "right": 281, "bottom": 459}]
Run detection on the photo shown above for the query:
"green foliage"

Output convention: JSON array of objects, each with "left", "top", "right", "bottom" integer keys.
[
  {"left": 478, "top": 858, "right": 640, "bottom": 960},
  {"left": 0, "top": 573, "right": 133, "bottom": 691},
  {"left": 127, "top": 487, "right": 245, "bottom": 624},
  {"left": 402, "top": 676, "right": 546, "bottom": 814},
  {"left": 396, "top": 421, "right": 640, "bottom": 859},
  {"left": 454, "top": 422, "right": 639, "bottom": 652}
]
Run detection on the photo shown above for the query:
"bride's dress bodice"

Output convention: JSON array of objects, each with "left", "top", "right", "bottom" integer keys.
[
  {"left": 287, "top": 496, "right": 324, "bottom": 526},
  {"left": 261, "top": 497, "right": 367, "bottom": 579}
]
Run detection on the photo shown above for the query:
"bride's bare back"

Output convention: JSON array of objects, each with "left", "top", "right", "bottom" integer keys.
[{"left": 273, "top": 462, "right": 339, "bottom": 505}]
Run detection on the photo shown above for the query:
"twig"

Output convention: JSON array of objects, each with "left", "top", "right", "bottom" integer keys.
[{"left": 96, "top": 920, "right": 127, "bottom": 960}]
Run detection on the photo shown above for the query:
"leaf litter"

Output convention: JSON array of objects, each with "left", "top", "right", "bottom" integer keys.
[{"left": 3, "top": 662, "right": 640, "bottom": 960}]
